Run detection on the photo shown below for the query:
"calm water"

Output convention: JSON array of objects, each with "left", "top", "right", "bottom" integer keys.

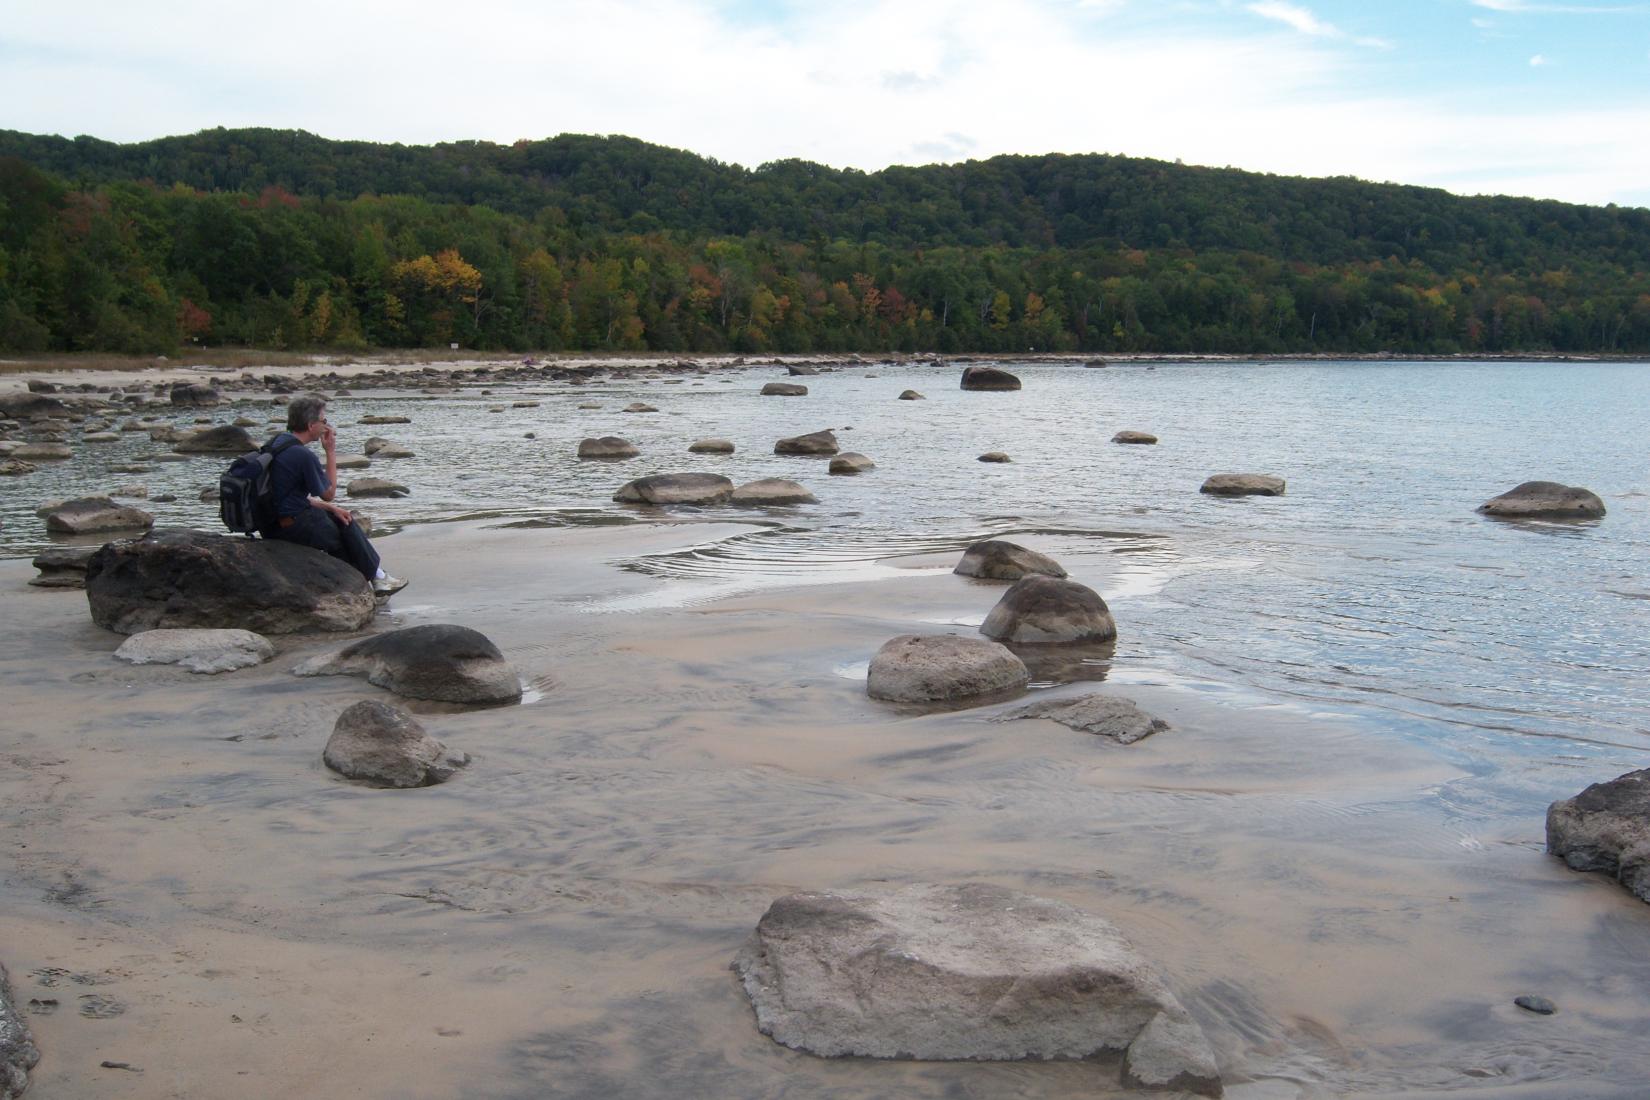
[{"left": 8, "top": 359, "right": 1649, "bottom": 772}]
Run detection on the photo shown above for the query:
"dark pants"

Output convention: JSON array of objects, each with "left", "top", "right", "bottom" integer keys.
[{"left": 268, "top": 507, "right": 381, "bottom": 581}]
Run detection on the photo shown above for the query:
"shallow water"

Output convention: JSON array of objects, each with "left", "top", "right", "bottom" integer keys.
[{"left": 10, "top": 358, "right": 1648, "bottom": 772}]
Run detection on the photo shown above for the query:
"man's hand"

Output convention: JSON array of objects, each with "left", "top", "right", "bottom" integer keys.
[
  {"left": 319, "top": 500, "right": 353, "bottom": 525},
  {"left": 320, "top": 421, "right": 337, "bottom": 453}
]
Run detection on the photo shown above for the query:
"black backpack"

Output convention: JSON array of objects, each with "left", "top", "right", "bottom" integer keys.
[{"left": 220, "top": 435, "right": 300, "bottom": 536}]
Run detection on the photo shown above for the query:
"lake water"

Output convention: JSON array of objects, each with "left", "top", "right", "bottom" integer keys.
[{"left": 10, "top": 358, "right": 1648, "bottom": 780}]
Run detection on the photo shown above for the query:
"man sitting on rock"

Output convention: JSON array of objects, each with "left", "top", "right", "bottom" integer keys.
[{"left": 266, "top": 395, "right": 407, "bottom": 597}]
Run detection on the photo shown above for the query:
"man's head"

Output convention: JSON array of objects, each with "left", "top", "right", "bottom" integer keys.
[{"left": 286, "top": 395, "right": 328, "bottom": 436}]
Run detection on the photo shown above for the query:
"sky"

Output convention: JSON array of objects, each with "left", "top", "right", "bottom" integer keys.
[{"left": 2, "top": 0, "right": 1649, "bottom": 208}]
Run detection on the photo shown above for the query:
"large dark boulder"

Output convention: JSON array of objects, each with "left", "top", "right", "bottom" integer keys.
[
  {"left": 0, "top": 391, "right": 68, "bottom": 418},
  {"left": 980, "top": 575, "right": 1117, "bottom": 644},
  {"left": 323, "top": 700, "right": 470, "bottom": 787},
  {"left": 774, "top": 429, "right": 839, "bottom": 456},
  {"left": 761, "top": 382, "right": 809, "bottom": 396},
  {"left": 954, "top": 539, "right": 1067, "bottom": 581},
  {"left": 169, "top": 382, "right": 221, "bottom": 407},
  {"left": 294, "top": 623, "right": 522, "bottom": 705},
  {"left": 175, "top": 424, "right": 257, "bottom": 453},
  {"left": 735, "top": 883, "right": 1221, "bottom": 1096},
  {"left": 1, "top": 962, "right": 40, "bottom": 1100},
  {"left": 960, "top": 366, "right": 1022, "bottom": 391},
  {"left": 578, "top": 436, "right": 640, "bottom": 459},
  {"left": 613, "top": 472, "right": 733, "bottom": 505},
  {"left": 1547, "top": 769, "right": 1650, "bottom": 903},
  {"left": 85, "top": 528, "right": 375, "bottom": 635},
  {"left": 1479, "top": 481, "right": 1606, "bottom": 520}
]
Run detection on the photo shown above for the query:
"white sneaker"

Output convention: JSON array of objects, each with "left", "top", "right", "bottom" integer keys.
[{"left": 372, "top": 575, "right": 409, "bottom": 597}]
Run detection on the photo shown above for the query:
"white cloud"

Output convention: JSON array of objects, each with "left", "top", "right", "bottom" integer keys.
[
  {"left": 1529, "top": 53, "right": 1551, "bottom": 64},
  {"left": 1469, "top": 0, "right": 1646, "bottom": 13},
  {"left": 1245, "top": 1, "right": 1391, "bottom": 47}
]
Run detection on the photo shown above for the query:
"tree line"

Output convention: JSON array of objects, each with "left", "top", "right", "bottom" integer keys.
[{"left": 2, "top": 128, "right": 1648, "bottom": 355}]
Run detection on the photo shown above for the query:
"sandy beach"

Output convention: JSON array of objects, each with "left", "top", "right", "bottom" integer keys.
[{"left": 4, "top": 361, "right": 1650, "bottom": 1099}]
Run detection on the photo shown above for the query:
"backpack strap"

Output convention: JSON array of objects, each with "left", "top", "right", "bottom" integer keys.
[{"left": 261, "top": 434, "right": 302, "bottom": 457}]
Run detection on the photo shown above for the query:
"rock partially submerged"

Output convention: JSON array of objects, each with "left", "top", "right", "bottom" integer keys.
[
  {"left": 1, "top": 961, "right": 41, "bottom": 1100},
  {"left": 761, "top": 382, "right": 808, "bottom": 396},
  {"left": 953, "top": 540, "right": 1067, "bottom": 581},
  {"left": 1546, "top": 769, "right": 1650, "bottom": 904},
  {"left": 346, "top": 477, "right": 409, "bottom": 498},
  {"left": 898, "top": 389, "right": 924, "bottom": 400},
  {"left": 1113, "top": 430, "right": 1158, "bottom": 445},
  {"left": 41, "top": 496, "right": 155, "bottom": 535},
  {"left": 977, "top": 451, "right": 1011, "bottom": 463},
  {"left": 85, "top": 529, "right": 375, "bottom": 635},
  {"left": 294, "top": 623, "right": 522, "bottom": 705},
  {"left": 114, "top": 628, "right": 275, "bottom": 674},
  {"left": 774, "top": 429, "right": 839, "bottom": 456},
  {"left": 0, "top": 391, "right": 68, "bottom": 418},
  {"left": 960, "top": 366, "right": 1023, "bottom": 391},
  {"left": 169, "top": 382, "right": 220, "bottom": 407},
  {"left": 613, "top": 472, "right": 734, "bottom": 505},
  {"left": 10, "top": 443, "right": 71, "bottom": 461},
  {"left": 1200, "top": 473, "right": 1285, "bottom": 497},
  {"left": 175, "top": 424, "right": 256, "bottom": 453},
  {"left": 734, "top": 882, "right": 1221, "bottom": 1097},
  {"left": 1479, "top": 481, "right": 1606, "bottom": 520},
  {"left": 688, "top": 438, "right": 735, "bottom": 454},
  {"left": 867, "top": 634, "right": 1028, "bottom": 704},
  {"left": 732, "top": 478, "right": 816, "bottom": 505},
  {"left": 578, "top": 436, "right": 640, "bottom": 459},
  {"left": 1002, "top": 693, "right": 1169, "bottom": 744},
  {"left": 980, "top": 575, "right": 1117, "bottom": 645},
  {"left": 323, "top": 700, "right": 469, "bottom": 788},
  {"left": 828, "top": 452, "right": 875, "bottom": 474}
]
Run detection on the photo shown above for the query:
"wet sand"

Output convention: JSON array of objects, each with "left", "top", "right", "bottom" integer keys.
[{"left": 5, "top": 514, "right": 1650, "bottom": 1097}]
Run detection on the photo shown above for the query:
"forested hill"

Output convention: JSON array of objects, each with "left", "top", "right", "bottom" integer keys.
[
  {"left": 2, "top": 127, "right": 1649, "bottom": 356},
  {"left": 7, "top": 127, "right": 1650, "bottom": 272}
]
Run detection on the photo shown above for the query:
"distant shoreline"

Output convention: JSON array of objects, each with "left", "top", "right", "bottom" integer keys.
[{"left": 2, "top": 347, "right": 1645, "bottom": 383}]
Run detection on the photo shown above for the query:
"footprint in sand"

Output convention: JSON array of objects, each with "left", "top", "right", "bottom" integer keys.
[{"left": 78, "top": 994, "right": 126, "bottom": 1019}]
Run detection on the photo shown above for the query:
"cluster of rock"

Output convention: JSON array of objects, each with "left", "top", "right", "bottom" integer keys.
[
  {"left": 1, "top": 962, "right": 39, "bottom": 1100},
  {"left": 611, "top": 473, "right": 816, "bottom": 506}
]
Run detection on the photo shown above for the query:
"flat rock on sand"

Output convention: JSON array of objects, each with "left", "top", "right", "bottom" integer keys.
[
  {"left": 734, "top": 882, "right": 1221, "bottom": 1097},
  {"left": 732, "top": 478, "right": 816, "bottom": 505},
  {"left": 1547, "top": 768, "right": 1650, "bottom": 903},
  {"left": 954, "top": 539, "right": 1067, "bottom": 581},
  {"left": 1, "top": 961, "right": 41, "bottom": 1100},
  {"left": 294, "top": 623, "right": 522, "bottom": 705},
  {"left": 85, "top": 529, "right": 375, "bottom": 635},
  {"left": 1200, "top": 473, "right": 1285, "bottom": 496},
  {"left": 114, "top": 628, "right": 276, "bottom": 674},
  {"left": 1479, "top": 481, "right": 1606, "bottom": 519},
  {"left": 980, "top": 575, "right": 1117, "bottom": 644},
  {"left": 867, "top": 634, "right": 1028, "bottom": 704},
  {"left": 1001, "top": 693, "right": 1169, "bottom": 744},
  {"left": 323, "top": 699, "right": 469, "bottom": 788},
  {"left": 613, "top": 472, "right": 734, "bottom": 505}
]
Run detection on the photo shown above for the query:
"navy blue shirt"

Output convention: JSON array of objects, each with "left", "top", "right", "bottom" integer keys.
[{"left": 267, "top": 433, "right": 330, "bottom": 518}]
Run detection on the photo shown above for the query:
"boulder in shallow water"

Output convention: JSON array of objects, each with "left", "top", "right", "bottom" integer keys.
[
  {"left": 0, "top": 459, "right": 37, "bottom": 477},
  {"left": 732, "top": 478, "right": 816, "bottom": 505},
  {"left": 1546, "top": 769, "right": 1650, "bottom": 904},
  {"left": 954, "top": 539, "right": 1067, "bottom": 581},
  {"left": 85, "top": 529, "right": 374, "bottom": 635},
  {"left": 1, "top": 961, "right": 41, "bottom": 1100},
  {"left": 1001, "top": 693, "right": 1168, "bottom": 744},
  {"left": 898, "top": 389, "right": 924, "bottom": 400},
  {"left": 960, "top": 365, "right": 1022, "bottom": 391},
  {"left": 828, "top": 452, "right": 874, "bottom": 474},
  {"left": 169, "top": 382, "right": 220, "bottom": 407},
  {"left": 867, "top": 633, "right": 1028, "bottom": 704},
  {"left": 175, "top": 424, "right": 256, "bottom": 453},
  {"left": 688, "top": 438, "right": 735, "bottom": 454},
  {"left": 323, "top": 699, "right": 469, "bottom": 788},
  {"left": 1200, "top": 473, "right": 1285, "bottom": 496},
  {"left": 114, "top": 628, "right": 275, "bottom": 674},
  {"left": 346, "top": 477, "right": 409, "bottom": 498},
  {"left": 294, "top": 623, "right": 522, "bottom": 705},
  {"left": 613, "top": 472, "right": 734, "bottom": 505},
  {"left": 734, "top": 882, "right": 1221, "bottom": 1097},
  {"left": 774, "top": 429, "right": 839, "bottom": 456},
  {"left": 1479, "top": 481, "right": 1605, "bottom": 520},
  {"left": 0, "top": 391, "right": 68, "bottom": 418},
  {"left": 977, "top": 451, "right": 1011, "bottom": 463},
  {"left": 980, "top": 574, "right": 1117, "bottom": 645},
  {"left": 42, "top": 496, "right": 154, "bottom": 535},
  {"left": 623, "top": 402, "right": 658, "bottom": 413},
  {"left": 359, "top": 414, "right": 411, "bottom": 425},
  {"left": 578, "top": 435, "right": 640, "bottom": 459},
  {"left": 10, "top": 442, "right": 71, "bottom": 461},
  {"left": 1113, "top": 430, "right": 1158, "bottom": 445},
  {"left": 761, "top": 382, "right": 808, "bottom": 396}
]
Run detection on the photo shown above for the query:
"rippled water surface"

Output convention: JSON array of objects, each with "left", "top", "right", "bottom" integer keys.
[{"left": 9, "top": 359, "right": 1649, "bottom": 767}]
